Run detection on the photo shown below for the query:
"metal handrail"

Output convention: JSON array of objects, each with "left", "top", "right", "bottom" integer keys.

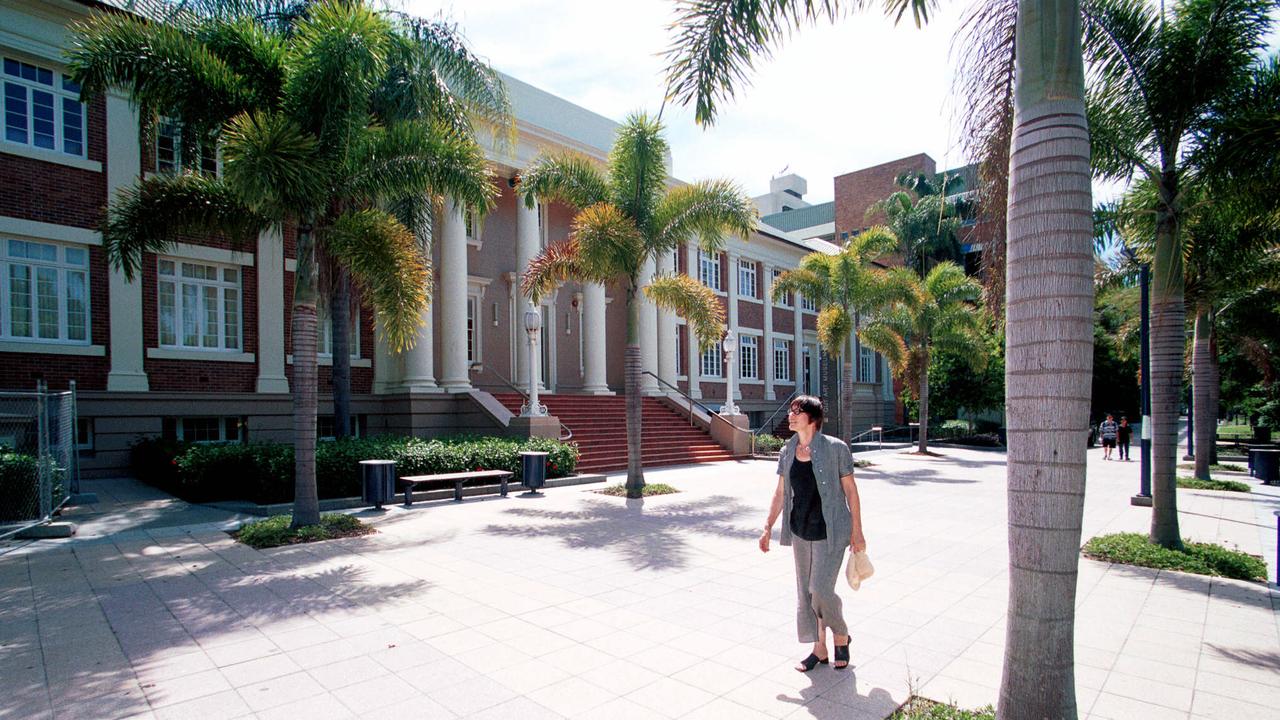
[
  {"left": 849, "top": 425, "right": 884, "bottom": 451},
  {"left": 751, "top": 389, "right": 802, "bottom": 437},
  {"left": 480, "top": 368, "right": 572, "bottom": 441},
  {"left": 640, "top": 371, "right": 721, "bottom": 427}
]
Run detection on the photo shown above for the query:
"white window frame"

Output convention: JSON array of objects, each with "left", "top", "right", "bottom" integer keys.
[
  {"left": 317, "top": 299, "right": 360, "bottom": 359},
  {"left": 772, "top": 268, "right": 792, "bottom": 308},
  {"left": 858, "top": 344, "right": 876, "bottom": 383},
  {"left": 801, "top": 294, "right": 818, "bottom": 313},
  {"left": 466, "top": 294, "right": 481, "bottom": 364},
  {"left": 738, "top": 259, "right": 757, "bottom": 299},
  {"left": 76, "top": 417, "right": 94, "bottom": 452},
  {"left": 3, "top": 57, "right": 86, "bottom": 158},
  {"left": 157, "top": 257, "right": 243, "bottom": 352},
  {"left": 773, "top": 338, "right": 793, "bottom": 382},
  {"left": 154, "top": 117, "right": 220, "bottom": 176},
  {"left": 698, "top": 250, "right": 722, "bottom": 292},
  {"left": 739, "top": 334, "right": 759, "bottom": 380},
  {"left": 2, "top": 238, "right": 90, "bottom": 345},
  {"left": 175, "top": 416, "right": 243, "bottom": 444},
  {"left": 700, "top": 343, "right": 723, "bottom": 378}
]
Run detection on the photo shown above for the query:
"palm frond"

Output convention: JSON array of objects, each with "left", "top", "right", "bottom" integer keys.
[
  {"left": 924, "top": 262, "right": 982, "bottom": 307},
  {"left": 608, "top": 113, "right": 670, "bottom": 236},
  {"left": 651, "top": 179, "right": 758, "bottom": 256},
  {"left": 644, "top": 274, "right": 726, "bottom": 351},
  {"left": 522, "top": 240, "right": 585, "bottom": 303},
  {"left": 772, "top": 266, "right": 827, "bottom": 308},
  {"left": 345, "top": 121, "right": 496, "bottom": 213},
  {"left": 323, "top": 209, "right": 429, "bottom": 352},
  {"left": 846, "top": 225, "right": 899, "bottom": 262},
  {"left": 816, "top": 304, "right": 853, "bottom": 358},
  {"left": 573, "top": 203, "right": 646, "bottom": 282},
  {"left": 520, "top": 153, "right": 611, "bottom": 210},
  {"left": 858, "top": 320, "right": 908, "bottom": 372},
  {"left": 103, "top": 173, "right": 265, "bottom": 281},
  {"left": 193, "top": 16, "right": 288, "bottom": 110},
  {"left": 220, "top": 110, "right": 326, "bottom": 218}
]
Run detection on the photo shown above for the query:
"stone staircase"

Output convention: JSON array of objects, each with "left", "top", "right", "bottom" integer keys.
[{"left": 491, "top": 393, "right": 739, "bottom": 474}]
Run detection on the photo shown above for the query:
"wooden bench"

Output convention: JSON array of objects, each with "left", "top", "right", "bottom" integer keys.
[{"left": 399, "top": 470, "right": 514, "bottom": 505}]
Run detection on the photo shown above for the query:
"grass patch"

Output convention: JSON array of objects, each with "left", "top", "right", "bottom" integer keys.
[
  {"left": 1177, "top": 476, "right": 1251, "bottom": 493},
  {"left": 1178, "top": 462, "right": 1247, "bottom": 473},
  {"left": 233, "top": 513, "right": 374, "bottom": 549},
  {"left": 596, "top": 483, "right": 679, "bottom": 497},
  {"left": 1082, "top": 532, "right": 1267, "bottom": 582},
  {"left": 890, "top": 697, "right": 995, "bottom": 720},
  {"left": 854, "top": 458, "right": 874, "bottom": 468}
]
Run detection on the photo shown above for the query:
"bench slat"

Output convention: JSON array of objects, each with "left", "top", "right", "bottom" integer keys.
[{"left": 400, "top": 470, "right": 512, "bottom": 483}]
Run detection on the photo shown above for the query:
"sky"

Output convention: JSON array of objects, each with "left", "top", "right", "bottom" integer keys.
[{"left": 400, "top": 1, "right": 1280, "bottom": 208}]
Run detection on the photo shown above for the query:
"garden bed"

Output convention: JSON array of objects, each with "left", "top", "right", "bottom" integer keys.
[
  {"left": 232, "top": 513, "right": 374, "bottom": 549},
  {"left": 1082, "top": 532, "right": 1266, "bottom": 581},
  {"left": 890, "top": 697, "right": 994, "bottom": 719},
  {"left": 1177, "top": 476, "right": 1251, "bottom": 493},
  {"left": 595, "top": 482, "right": 679, "bottom": 497}
]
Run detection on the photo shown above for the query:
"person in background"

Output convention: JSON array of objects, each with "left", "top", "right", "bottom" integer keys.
[
  {"left": 1100, "top": 414, "right": 1119, "bottom": 460},
  {"left": 1117, "top": 416, "right": 1132, "bottom": 461}
]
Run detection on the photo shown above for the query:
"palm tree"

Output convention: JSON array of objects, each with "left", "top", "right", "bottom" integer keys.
[
  {"left": 519, "top": 113, "right": 757, "bottom": 499},
  {"left": 667, "top": 1, "right": 1096, "bottom": 716},
  {"left": 1081, "top": 0, "right": 1275, "bottom": 548},
  {"left": 771, "top": 227, "right": 898, "bottom": 441},
  {"left": 870, "top": 171, "right": 966, "bottom": 277},
  {"left": 69, "top": 0, "right": 499, "bottom": 527},
  {"left": 860, "top": 262, "right": 986, "bottom": 453}
]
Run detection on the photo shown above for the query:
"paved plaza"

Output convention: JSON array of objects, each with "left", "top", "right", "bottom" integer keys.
[{"left": 1, "top": 445, "right": 1277, "bottom": 720}]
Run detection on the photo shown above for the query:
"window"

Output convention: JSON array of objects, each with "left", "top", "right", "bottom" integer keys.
[
  {"left": 739, "top": 335, "right": 758, "bottom": 379},
  {"left": 157, "top": 258, "right": 241, "bottom": 351},
  {"left": 318, "top": 414, "right": 366, "bottom": 440},
  {"left": 537, "top": 202, "right": 547, "bottom": 248},
  {"left": 3, "top": 57, "right": 86, "bottom": 157},
  {"left": 858, "top": 344, "right": 876, "bottom": 383},
  {"left": 738, "top": 259, "right": 757, "bottom": 299},
  {"left": 465, "top": 209, "right": 477, "bottom": 242},
  {"left": 155, "top": 118, "right": 219, "bottom": 175},
  {"left": 76, "top": 418, "right": 94, "bottom": 452},
  {"left": 173, "top": 416, "right": 244, "bottom": 443},
  {"left": 700, "top": 343, "right": 722, "bottom": 378},
  {"left": 2, "top": 239, "right": 89, "bottom": 344},
  {"left": 698, "top": 250, "right": 722, "bottom": 291},
  {"left": 774, "top": 339, "right": 792, "bottom": 382},
  {"left": 317, "top": 299, "right": 360, "bottom": 358},
  {"left": 801, "top": 294, "right": 818, "bottom": 313},
  {"left": 466, "top": 295, "right": 480, "bottom": 363},
  {"left": 772, "top": 268, "right": 792, "bottom": 308}
]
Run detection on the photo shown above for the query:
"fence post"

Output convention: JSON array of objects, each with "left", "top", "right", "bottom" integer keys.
[
  {"left": 35, "top": 381, "right": 50, "bottom": 520},
  {"left": 69, "top": 380, "right": 80, "bottom": 495}
]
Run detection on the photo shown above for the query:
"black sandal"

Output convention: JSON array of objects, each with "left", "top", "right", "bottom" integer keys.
[
  {"left": 833, "top": 638, "right": 850, "bottom": 669},
  {"left": 795, "top": 653, "right": 829, "bottom": 672}
]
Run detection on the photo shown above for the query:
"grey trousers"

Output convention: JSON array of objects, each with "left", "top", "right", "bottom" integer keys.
[{"left": 792, "top": 536, "right": 849, "bottom": 642}]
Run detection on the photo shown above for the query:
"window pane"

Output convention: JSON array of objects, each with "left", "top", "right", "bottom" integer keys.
[
  {"left": 35, "top": 266, "right": 58, "bottom": 338},
  {"left": 157, "top": 122, "right": 179, "bottom": 173},
  {"left": 201, "top": 285, "right": 218, "bottom": 347},
  {"left": 36, "top": 67, "right": 52, "bottom": 86},
  {"left": 29, "top": 242, "right": 55, "bottom": 262},
  {"left": 181, "top": 283, "right": 198, "bottom": 346},
  {"left": 64, "top": 247, "right": 87, "bottom": 266},
  {"left": 158, "top": 259, "right": 174, "bottom": 276},
  {"left": 223, "top": 288, "right": 239, "bottom": 349},
  {"left": 9, "top": 264, "right": 32, "bottom": 337},
  {"left": 7, "top": 239, "right": 28, "bottom": 258},
  {"left": 61, "top": 97, "right": 83, "bottom": 156},
  {"left": 5, "top": 81, "right": 27, "bottom": 144},
  {"left": 222, "top": 268, "right": 236, "bottom": 283},
  {"left": 199, "top": 142, "right": 218, "bottom": 176},
  {"left": 31, "top": 89, "right": 54, "bottom": 149},
  {"left": 61, "top": 75, "right": 80, "bottom": 93},
  {"left": 3, "top": 59, "right": 17, "bottom": 77},
  {"left": 159, "top": 280, "right": 176, "bottom": 345},
  {"left": 466, "top": 298, "right": 475, "bottom": 363},
  {"left": 66, "top": 270, "right": 86, "bottom": 341}
]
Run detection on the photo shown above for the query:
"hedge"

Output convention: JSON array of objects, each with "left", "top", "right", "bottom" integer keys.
[
  {"left": 131, "top": 435, "right": 579, "bottom": 505},
  {"left": 0, "top": 449, "right": 64, "bottom": 522}
]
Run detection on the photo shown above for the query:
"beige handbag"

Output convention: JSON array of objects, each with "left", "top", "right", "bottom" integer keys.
[{"left": 845, "top": 550, "right": 875, "bottom": 590}]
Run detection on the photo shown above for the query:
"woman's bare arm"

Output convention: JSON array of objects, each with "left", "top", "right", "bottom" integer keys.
[
  {"left": 841, "top": 473, "right": 866, "bottom": 552},
  {"left": 759, "top": 475, "right": 785, "bottom": 552}
]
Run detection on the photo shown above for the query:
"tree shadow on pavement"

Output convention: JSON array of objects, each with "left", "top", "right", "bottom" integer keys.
[
  {"left": 481, "top": 495, "right": 758, "bottom": 571},
  {"left": 1205, "top": 645, "right": 1280, "bottom": 670},
  {"left": 860, "top": 467, "right": 980, "bottom": 487}
]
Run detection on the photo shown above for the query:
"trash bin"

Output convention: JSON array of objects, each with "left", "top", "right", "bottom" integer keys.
[
  {"left": 1250, "top": 449, "right": 1279, "bottom": 486},
  {"left": 360, "top": 460, "right": 396, "bottom": 509},
  {"left": 519, "top": 451, "right": 549, "bottom": 494}
]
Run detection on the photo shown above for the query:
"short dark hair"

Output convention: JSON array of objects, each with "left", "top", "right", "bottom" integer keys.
[{"left": 790, "top": 395, "right": 824, "bottom": 429}]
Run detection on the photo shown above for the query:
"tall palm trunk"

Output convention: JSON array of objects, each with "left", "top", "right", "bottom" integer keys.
[
  {"left": 917, "top": 347, "right": 930, "bottom": 454},
  {"left": 1192, "top": 306, "right": 1214, "bottom": 480},
  {"left": 1208, "top": 322, "right": 1219, "bottom": 464},
  {"left": 624, "top": 286, "right": 645, "bottom": 498},
  {"left": 331, "top": 268, "right": 352, "bottom": 439},
  {"left": 291, "top": 223, "right": 321, "bottom": 528},
  {"left": 1149, "top": 176, "right": 1185, "bottom": 550},
  {"left": 840, "top": 351, "right": 854, "bottom": 442},
  {"left": 999, "top": 1, "right": 1093, "bottom": 718}
]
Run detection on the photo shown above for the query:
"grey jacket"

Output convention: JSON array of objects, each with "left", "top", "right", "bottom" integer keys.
[{"left": 776, "top": 432, "right": 856, "bottom": 551}]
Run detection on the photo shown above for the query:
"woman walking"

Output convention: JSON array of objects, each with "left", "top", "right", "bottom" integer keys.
[{"left": 759, "top": 395, "right": 867, "bottom": 672}]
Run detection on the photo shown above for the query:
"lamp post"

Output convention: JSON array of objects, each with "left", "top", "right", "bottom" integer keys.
[
  {"left": 721, "top": 330, "right": 741, "bottom": 416},
  {"left": 1133, "top": 263, "right": 1153, "bottom": 506},
  {"left": 521, "top": 307, "right": 546, "bottom": 417}
]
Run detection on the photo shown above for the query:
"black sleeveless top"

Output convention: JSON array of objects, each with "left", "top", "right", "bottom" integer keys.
[{"left": 788, "top": 459, "right": 827, "bottom": 541}]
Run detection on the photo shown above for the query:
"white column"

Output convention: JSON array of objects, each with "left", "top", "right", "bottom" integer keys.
[
  {"left": 105, "top": 93, "right": 148, "bottom": 392},
  {"left": 793, "top": 297, "right": 805, "bottom": 394},
  {"left": 400, "top": 293, "right": 437, "bottom": 392},
  {"left": 762, "top": 262, "right": 775, "bottom": 401},
  {"left": 372, "top": 316, "right": 399, "bottom": 394},
  {"left": 515, "top": 200, "right": 540, "bottom": 391},
  {"left": 255, "top": 227, "right": 288, "bottom": 393},
  {"left": 639, "top": 257, "right": 660, "bottom": 394},
  {"left": 582, "top": 282, "right": 611, "bottom": 394},
  {"left": 656, "top": 252, "right": 678, "bottom": 392},
  {"left": 725, "top": 251, "right": 739, "bottom": 402},
  {"left": 438, "top": 199, "right": 470, "bottom": 392},
  {"left": 685, "top": 243, "right": 702, "bottom": 399}
]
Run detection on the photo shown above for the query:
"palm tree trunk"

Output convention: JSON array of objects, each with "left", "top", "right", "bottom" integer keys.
[
  {"left": 291, "top": 223, "right": 321, "bottom": 528},
  {"left": 331, "top": 268, "right": 352, "bottom": 439},
  {"left": 1149, "top": 177, "right": 1185, "bottom": 550},
  {"left": 1208, "top": 319, "right": 1219, "bottom": 464},
  {"left": 624, "top": 287, "right": 645, "bottom": 498},
  {"left": 840, "top": 352, "right": 853, "bottom": 443},
  {"left": 1192, "top": 306, "right": 1213, "bottom": 480},
  {"left": 917, "top": 348, "right": 929, "bottom": 454},
  {"left": 999, "top": 2, "right": 1092, "bottom": 718}
]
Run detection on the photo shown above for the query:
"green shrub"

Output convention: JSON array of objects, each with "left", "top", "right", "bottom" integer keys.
[
  {"left": 890, "top": 698, "right": 995, "bottom": 720},
  {"left": 133, "top": 434, "right": 579, "bottom": 505},
  {"left": 597, "top": 483, "right": 679, "bottom": 497},
  {"left": 0, "top": 450, "right": 39, "bottom": 522},
  {"left": 1177, "top": 476, "right": 1251, "bottom": 493},
  {"left": 1082, "top": 532, "right": 1267, "bottom": 581},
  {"left": 234, "top": 513, "right": 373, "bottom": 549},
  {"left": 754, "top": 434, "right": 785, "bottom": 453}
]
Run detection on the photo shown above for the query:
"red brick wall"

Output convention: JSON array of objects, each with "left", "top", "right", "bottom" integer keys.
[
  {"left": 834, "top": 153, "right": 936, "bottom": 240},
  {"left": 773, "top": 307, "right": 795, "bottom": 334},
  {"left": 0, "top": 96, "right": 107, "bottom": 230},
  {"left": 738, "top": 300, "right": 763, "bottom": 329}
]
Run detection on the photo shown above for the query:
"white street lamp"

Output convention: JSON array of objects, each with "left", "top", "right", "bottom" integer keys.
[
  {"left": 721, "top": 330, "right": 741, "bottom": 416},
  {"left": 522, "top": 307, "right": 547, "bottom": 417}
]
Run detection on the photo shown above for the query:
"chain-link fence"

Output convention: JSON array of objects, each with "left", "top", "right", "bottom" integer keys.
[{"left": 0, "top": 385, "right": 78, "bottom": 540}]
